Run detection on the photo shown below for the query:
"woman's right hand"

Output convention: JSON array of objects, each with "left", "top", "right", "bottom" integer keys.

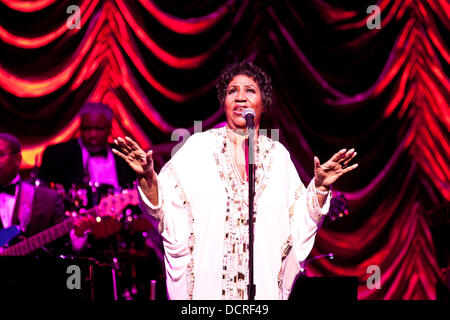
[{"left": 113, "top": 136, "right": 155, "bottom": 180}]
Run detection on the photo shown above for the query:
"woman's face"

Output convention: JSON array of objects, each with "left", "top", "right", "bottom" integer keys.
[{"left": 224, "top": 74, "right": 263, "bottom": 131}]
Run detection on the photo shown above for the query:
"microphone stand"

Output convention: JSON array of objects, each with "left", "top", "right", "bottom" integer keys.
[
  {"left": 247, "top": 126, "right": 256, "bottom": 300},
  {"left": 301, "top": 253, "right": 335, "bottom": 277}
]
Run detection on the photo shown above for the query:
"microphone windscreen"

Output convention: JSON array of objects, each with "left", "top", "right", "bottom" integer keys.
[{"left": 242, "top": 108, "right": 256, "bottom": 119}]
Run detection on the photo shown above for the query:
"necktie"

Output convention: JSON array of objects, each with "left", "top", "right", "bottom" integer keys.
[{"left": 88, "top": 149, "right": 108, "bottom": 157}]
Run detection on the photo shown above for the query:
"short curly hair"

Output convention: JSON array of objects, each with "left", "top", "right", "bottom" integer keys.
[{"left": 216, "top": 61, "right": 272, "bottom": 111}]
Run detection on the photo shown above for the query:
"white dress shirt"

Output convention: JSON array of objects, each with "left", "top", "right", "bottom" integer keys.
[
  {"left": 70, "top": 139, "right": 120, "bottom": 251},
  {"left": 78, "top": 139, "right": 119, "bottom": 189}
]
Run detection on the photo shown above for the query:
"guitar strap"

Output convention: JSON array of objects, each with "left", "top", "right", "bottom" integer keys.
[{"left": 12, "top": 182, "right": 35, "bottom": 233}]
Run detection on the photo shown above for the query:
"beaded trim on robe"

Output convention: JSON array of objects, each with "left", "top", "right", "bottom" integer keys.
[
  {"left": 278, "top": 235, "right": 294, "bottom": 293},
  {"left": 166, "top": 162, "right": 196, "bottom": 300},
  {"left": 212, "top": 126, "right": 275, "bottom": 299}
]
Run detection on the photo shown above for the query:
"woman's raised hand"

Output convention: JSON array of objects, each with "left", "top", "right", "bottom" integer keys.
[
  {"left": 314, "top": 148, "right": 358, "bottom": 189},
  {"left": 112, "top": 136, "right": 155, "bottom": 179}
]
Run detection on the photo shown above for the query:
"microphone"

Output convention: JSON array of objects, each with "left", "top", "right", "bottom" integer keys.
[
  {"left": 242, "top": 107, "right": 257, "bottom": 299},
  {"left": 242, "top": 108, "right": 256, "bottom": 129},
  {"left": 302, "top": 252, "right": 334, "bottom": 275},
  {"left": 305, "top": 252, "right": 334, "bottom": 265}
]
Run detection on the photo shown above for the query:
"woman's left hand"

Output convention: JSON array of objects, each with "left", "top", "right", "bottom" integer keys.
[{"left": 314, "top": 148, "right": 358, "bottom": 190}]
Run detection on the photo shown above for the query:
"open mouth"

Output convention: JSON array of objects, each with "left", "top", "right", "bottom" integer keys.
[{"left": 233, "top": 105, "right": 247, "bottom": 115}]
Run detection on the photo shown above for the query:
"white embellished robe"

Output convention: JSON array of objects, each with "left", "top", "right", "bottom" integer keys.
[{"left": 139, "top": 127, "right": 330, "bottom": 300}]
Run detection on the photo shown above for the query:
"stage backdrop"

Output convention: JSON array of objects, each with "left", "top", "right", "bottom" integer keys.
[{"left": 0, "top": 0, "right": 448, "bottom": 299}]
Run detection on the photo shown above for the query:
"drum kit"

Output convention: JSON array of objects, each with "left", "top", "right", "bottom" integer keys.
[{"left": 50, "top": 180, "right": 165, "bottom": 300}]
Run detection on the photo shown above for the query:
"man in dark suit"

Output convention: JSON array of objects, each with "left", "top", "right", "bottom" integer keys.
[
  {"left": 39, "top": 102, "right": 135, "bottom": 192},
  {"left": 38, "top": 102, "right": 138, "bottom": 252},
  {"left": 0, "top": 133, "right": 107, "bottom": 301},
  {"left": 37, "top": 103, "right": 164, "bottom": 299},
  {"left": 0, "top": 133, "right": 66, "bottom": 253}
]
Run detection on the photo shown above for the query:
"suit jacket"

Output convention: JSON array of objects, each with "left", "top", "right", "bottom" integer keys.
[
  {"left": 0, "top": 181, "right": 67, "bottom": 255},
  {"left": 38, "top": 139, "right": 135, "bottom": 190},
  {"left": 12, "top": 182, "right": 66, "bottom": 238}
]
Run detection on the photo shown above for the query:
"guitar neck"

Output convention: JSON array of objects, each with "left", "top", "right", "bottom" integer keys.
[
  {"left": 0, "top": 188, "right": 137, "bottom": 256},
  {"left": 0, "top": 219, "right": 74, "bottom": 256},
  {"left": 0, "top": 207, "right": 96, "bottom": 256}
]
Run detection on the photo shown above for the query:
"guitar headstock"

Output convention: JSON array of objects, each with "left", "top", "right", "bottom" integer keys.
[{"left": 96, "top": 189, "right": 139, "bottom": 218}]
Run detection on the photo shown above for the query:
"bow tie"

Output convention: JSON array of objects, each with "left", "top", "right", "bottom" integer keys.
[
  {"left": 88, "top": 149, "right": 108, "bottom": 157},
  {"left": 0, "top": 183, "right": 17, "bottom": 196}
]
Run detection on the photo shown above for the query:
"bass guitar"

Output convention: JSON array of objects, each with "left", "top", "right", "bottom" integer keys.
[{"left": 0, "top": 189, "right": 138, "bottom": 256}]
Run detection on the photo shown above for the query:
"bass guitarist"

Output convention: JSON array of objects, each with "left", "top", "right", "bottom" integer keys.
[{"left": 0, "top": 133, "right": 90, "bottom": 255}]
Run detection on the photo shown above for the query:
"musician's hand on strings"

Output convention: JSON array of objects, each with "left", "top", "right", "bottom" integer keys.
[{"left": 73, "top": 214, "right": 96, "bottom": 237}]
